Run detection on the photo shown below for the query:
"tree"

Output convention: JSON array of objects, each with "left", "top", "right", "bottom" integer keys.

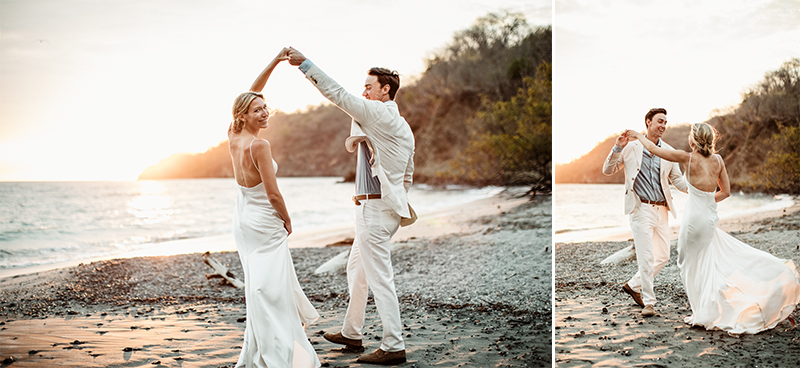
[
  {"left": 735, "top": 58, "right": 800, "bottom": 193},
  {"left": 447, "top": 62, "right": 552, "bottom": 191},
  {"left": 748, "top": 123, "right": 800, "bottom": 194}
]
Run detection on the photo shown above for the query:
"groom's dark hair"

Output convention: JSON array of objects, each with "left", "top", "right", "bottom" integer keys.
[
  {"left": 369, "top": 67, "right": 400, "bottom": 100},
  {"left": 645, "top": 108, "right": 667, "bottom": 127}
]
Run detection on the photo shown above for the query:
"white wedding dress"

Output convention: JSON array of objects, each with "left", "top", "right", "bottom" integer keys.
[
  {"left": 233, "top": 155, "right": 320, "bottom": 368},
  {"left": 677, "top": 154, "right": 800, "bottom": 334}
]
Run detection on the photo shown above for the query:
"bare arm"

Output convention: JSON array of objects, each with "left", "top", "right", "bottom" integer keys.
[
  {"left": 715, "top": 155, "right": 731, "bottom": 203},
  {"left": 252, "top": 140, "right": 292, "bottom": 235},
  {"left": 626, "top": 130, "right": 690, "bottom": 164},
  {"left": 250, "top": 48, "right": 290, "bottom": 92}
]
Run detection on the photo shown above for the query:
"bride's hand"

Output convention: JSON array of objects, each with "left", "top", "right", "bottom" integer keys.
[
  {"left": 275, "top": 47, "right": 290, "bottom": 62},
  {"left": 615, "top": 131, "right": 629, "bottom": 148},
  {"left": 625, "top": 129, "right": 641, "bottom": 139},
  {"left": 284, "top": 220, "right": 293, "bottom": 236}
]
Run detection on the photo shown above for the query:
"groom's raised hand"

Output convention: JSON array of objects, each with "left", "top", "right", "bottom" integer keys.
[{"left": 287, "top": 47, "right": 306, "bottom": 66}]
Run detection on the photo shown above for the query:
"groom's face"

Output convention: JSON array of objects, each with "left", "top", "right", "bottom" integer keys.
[
  {"left": 646, "top": 113, "right": 667, "bottom": 140},
  {"left": 363, "top": 75, "right": 390, "bottom": 102}
]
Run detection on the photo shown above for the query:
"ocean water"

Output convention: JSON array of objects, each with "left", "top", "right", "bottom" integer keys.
[
  {"left": 0, "top": 178, "right": 502, "bottom": 274},
  {"left": 554, "top": 183, "right": 793, "bottom": 243}
]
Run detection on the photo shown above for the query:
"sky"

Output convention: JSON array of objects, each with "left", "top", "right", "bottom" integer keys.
[
  {"left": 553, "top": 0, "right": 800, "bottom": 164},
  {"left": 0, "top": 0, "right": 551, "bottom": 181}
]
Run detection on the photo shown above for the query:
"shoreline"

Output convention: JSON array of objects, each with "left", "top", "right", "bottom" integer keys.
[
  {"left": 0, "top": 188, "right": 551, "bottom": 367},
  {"left": 554, "top": 198, "right": 800, "bottom": 367},
  {"left": 0, "top": 189, "right": 528, "bottom": 280},
  {"left": 554, "top": 194, "right": 797, "bottom": 243}
]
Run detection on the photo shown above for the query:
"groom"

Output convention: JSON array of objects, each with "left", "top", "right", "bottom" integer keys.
[
  {"left": 288, "top": 48, "right": 414, "bottom": 365},
  {"left": 602, "top": 108, "right": 687, "bottom": 317}
]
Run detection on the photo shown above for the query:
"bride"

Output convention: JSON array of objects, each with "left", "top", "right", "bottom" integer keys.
[
  {"left": 626, "top": 123, "right": 800, "bottom": 334},
  {"left": 228, "top": 48, "right": 321, "bottom": 367}
]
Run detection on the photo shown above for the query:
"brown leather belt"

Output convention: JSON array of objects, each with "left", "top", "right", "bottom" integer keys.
[
  {"left": 353, "top": 194, "right": 381, "bottom": 205},
  {"left": 641, "top": 199, "right": 667, "bottom": 207}
]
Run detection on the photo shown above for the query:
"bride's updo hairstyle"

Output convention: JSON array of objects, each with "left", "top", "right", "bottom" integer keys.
[
  {"left": 690, "top": 123, "right": 719, "bottom": 157},
  {"left": 230, "top": 91, "right": 266, "bottom": 134}
]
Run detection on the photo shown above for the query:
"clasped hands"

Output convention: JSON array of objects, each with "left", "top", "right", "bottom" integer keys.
[
  {"left": 273, "top": 47, "right": 307, "bottom": 66},
  {"left": 615, "top": 129, "right": 642, "bottom": 148}
]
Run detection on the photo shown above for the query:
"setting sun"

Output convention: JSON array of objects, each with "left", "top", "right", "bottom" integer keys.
[{"left": 0, "top": 0, "right": 546, "bottom": 182}]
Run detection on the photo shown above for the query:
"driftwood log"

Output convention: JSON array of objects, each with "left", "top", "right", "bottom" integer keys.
[
  {"left": 600, "top": 244, "right": 636, "bottom": 265},
  {"left": 314, "top": 239, "right": 409, "bottom": 275},
  {"left": 202, "top": 251, "right": 244, "bottom": 288},
  {"left": 314, "top": 249, "right": 351, "bottom": 275}
]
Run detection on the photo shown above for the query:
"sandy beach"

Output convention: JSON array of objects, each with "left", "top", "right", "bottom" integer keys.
[
  {"left": 555, "top": 200, "right": 800, "bottom": 368},
  {"left": 0, "top": 188, "right": 551, "bottom": 367}
]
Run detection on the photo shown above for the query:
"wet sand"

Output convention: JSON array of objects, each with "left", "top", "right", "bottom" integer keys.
[
  {"left": 555, "top": 200, "right": 800, "bottom": 368},
  {"left": 0, "top": 189, "right": 551, "bottom": 367}
]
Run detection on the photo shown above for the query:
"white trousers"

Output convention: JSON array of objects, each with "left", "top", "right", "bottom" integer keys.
[
  {"left": 341, "top": 198, "right": 404, "bottom": 352},
  {"left": 627, "top": 203, "right": 670, "bottom": 306}
]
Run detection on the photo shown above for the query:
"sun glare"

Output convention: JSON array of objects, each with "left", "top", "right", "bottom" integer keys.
[{"left": 127, "top": 181, "right": 173, "bottom": 225}]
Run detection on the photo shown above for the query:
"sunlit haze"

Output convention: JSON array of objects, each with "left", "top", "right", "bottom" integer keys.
[
  {"left": 553, "top": 0, "right": 800, "bottom": 164},
  {"left": 0, "top": 0, "right": 550, "bottom": 181}
]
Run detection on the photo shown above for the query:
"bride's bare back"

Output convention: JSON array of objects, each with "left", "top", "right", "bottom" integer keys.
[
  {"left": 228, "top": 133, "right": 266, "bottom": 188},
  {"left": 687, "top": 153, "right": 724, "bottom": 193},
  {"left": 626, "top": 124, "right": 730, "bottom": 203}
]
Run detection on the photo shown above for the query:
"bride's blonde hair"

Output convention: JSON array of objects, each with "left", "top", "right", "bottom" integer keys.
[
  {"left": 690, "top": 123, "right": 718, "bottom": 157},
  {"left": 229, "top": 91, "right": 266, "bottom": 134}
]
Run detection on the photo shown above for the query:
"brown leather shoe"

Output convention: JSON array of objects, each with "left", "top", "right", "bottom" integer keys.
[
  {"left": 622, "top": 283, "right": 644, "bottom": 308},
  {"left": 357, "top": 348, "right": 407, "bottom": 365},
  {"left": 642, "top": 304, "right": 655, "bottom": 317},
  {"left": 323, "top": 331, "right": 362, "bottom": 348}
]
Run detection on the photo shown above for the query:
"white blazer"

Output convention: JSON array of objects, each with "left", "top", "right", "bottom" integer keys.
[
  {"left": 303, "top": 64, "right": 415, "bottom": 218},
  {"left": 602, "top": 140, "right": 687, "bottom": 218}
]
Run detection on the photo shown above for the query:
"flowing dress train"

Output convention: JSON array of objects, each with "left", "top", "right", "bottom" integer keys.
[
  {"left": 677, "top": 155, "right": 800, "bottom": 334},
  {"left": 233, "top": 158, "right": 320, "bottom": 368}
]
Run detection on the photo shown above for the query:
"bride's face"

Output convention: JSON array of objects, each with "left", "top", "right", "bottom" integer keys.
[{"left": 243, "top": 98, "right": 270, "bottom": 129}]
